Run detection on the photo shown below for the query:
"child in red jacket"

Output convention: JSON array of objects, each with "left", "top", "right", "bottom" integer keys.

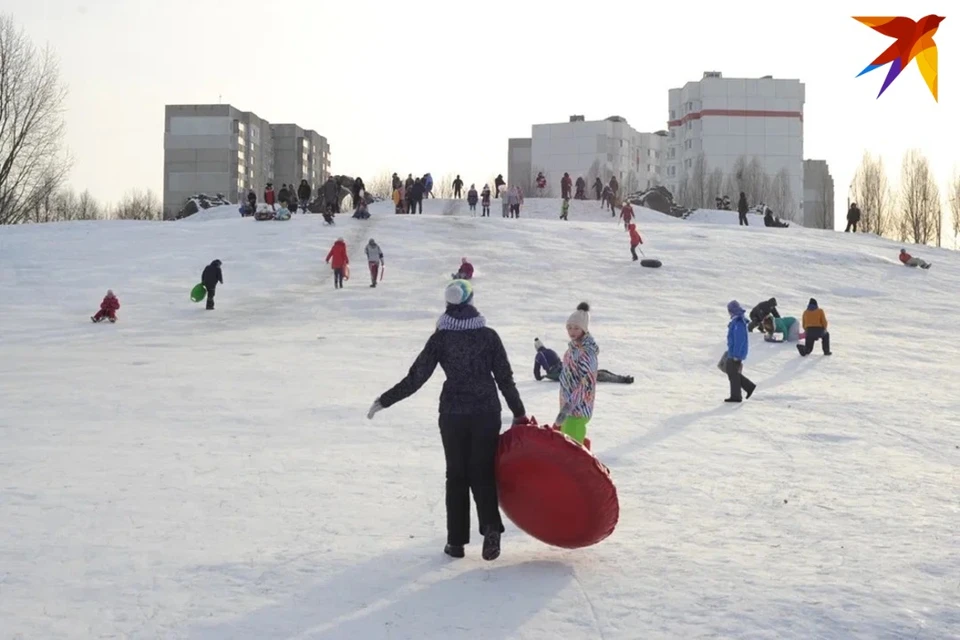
[
  {"left": 91, "top": 290, "right": 120, "bottom": 323},
  {"left": 326, "top": 238, "right": 349, "bottom": 289},
  {"left": 628, "top": 223, "right": 643, "bottom": 261},
  {"left": 620, "top": 202, "right": 635, "bottom": 229}
]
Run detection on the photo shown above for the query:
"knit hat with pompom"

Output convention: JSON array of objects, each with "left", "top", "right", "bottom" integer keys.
[{"left": 566, "top": 302, "right": 591, "bottom": 333}]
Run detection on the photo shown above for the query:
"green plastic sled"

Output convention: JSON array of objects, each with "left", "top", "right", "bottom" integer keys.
[{"left": 190, "top": 283, "right": 207, "bottom": 302}]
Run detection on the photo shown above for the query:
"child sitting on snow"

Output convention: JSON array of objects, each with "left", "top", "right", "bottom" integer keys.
[
  {"left": 91, "top": 290, "right": 120, "bottom": 323},
  {"left": 899, "top": 248, "right": 931, "bottom": 269},
  {"left": 761, "top": 313, "right": 800, "bottom": 342},
  {"left": 452, "top": 257, "right": 474, "bottom": 280},
  {"left": 275, "top": 202, "right": 292, "bottom": 220}
]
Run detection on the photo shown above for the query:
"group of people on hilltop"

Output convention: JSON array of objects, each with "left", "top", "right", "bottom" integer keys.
[
  {"left": 557, "top": 173, "right": 622, "bottom": 209},
  {"left": 241, "top": 175, "right": 366, "bottom": 221},
  {"left": 391, "top": 173, "right": 434, "bottom": 214}
]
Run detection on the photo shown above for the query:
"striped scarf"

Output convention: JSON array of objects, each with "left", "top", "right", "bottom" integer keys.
[{"left": 437, "top": 306, "right": 487, "bottom": 331}]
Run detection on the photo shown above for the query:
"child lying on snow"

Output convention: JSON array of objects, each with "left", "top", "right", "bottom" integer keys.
[
  {"left": 534, "top": 338, "right": 633, "bottom": 383},
  {"left": 761, "top": 313, "right": 801, "bottom": 343},
  {"left": 91, "top": 290, "right": 120, "bottom": 323}
]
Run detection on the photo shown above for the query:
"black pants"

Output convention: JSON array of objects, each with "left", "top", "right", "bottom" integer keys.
[
  {"left": 845, "top": 221, "right": 858, "bottom": 232},
  {"left": 482, "top": 206, "right": 489, "bottom": 216},
  {"left": 748, "top": 311, "right": 764, "bottom": 332},
  {"left": 439, "top": 413, "right": 504, "bottom": 545},
  {"left": 597, "top": 369, "right": 632, "bottom": 383},
  {"left": 205, "top": 286, "right": 216, "bottom": 309},
  {"left": 739, "top": 211, "right": 749, "bottom": 226},
  {"left": 798, "top": 328, "right": 831, "bottom": 355},
  {"left": 455, "top": 188, "right": 462, "bottom": 199},
  {"left": 333, "top": 268, "right": 344, "bottom": 289},
  {"left": 411, "top": 199, "right": 422, "bottom": 214},
  {"left": 725, "top": 357, "right": 755, "bottom": 401},
  {"left": 630, "top": 245, "right": 639, "bottom": 261}
]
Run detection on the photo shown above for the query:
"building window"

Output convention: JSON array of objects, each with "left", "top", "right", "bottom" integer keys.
[
  {"left": 670, "top": 147, "right": 676, "bottom": 158},
  {"left": 685, "top": 159, "right": 692, "bottom": 168},
  {"left": 686, "top": 121, "right": 692, "bottom": 130},
  {"left": 238, "top": 150, "right": 245, "bottom": 161},
  {"left": 685, "top": 139, "right": 692, "bottom": 149},
  {"left": 669, "top": 109, "right": 676, "bottom": 119}
]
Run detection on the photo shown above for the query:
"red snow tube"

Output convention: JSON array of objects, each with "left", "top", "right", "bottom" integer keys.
[{"left": 496, "top": 419, "right": 619, "bottom": 549}]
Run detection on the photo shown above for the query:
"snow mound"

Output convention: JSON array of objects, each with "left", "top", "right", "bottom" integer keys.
[
  {"left": 179, "top": 203, "right": 243, "bottom": 222},
  {"left": 1, "top": 208, "right": 958, "bottom": 638}
]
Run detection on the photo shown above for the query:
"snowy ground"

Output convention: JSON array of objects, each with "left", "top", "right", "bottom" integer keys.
[{"left": 1, "top": 197, "right": 958, "bottom": 639}]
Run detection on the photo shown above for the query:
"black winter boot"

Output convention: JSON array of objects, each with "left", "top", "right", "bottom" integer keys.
[
  {"left": 481, "top": 527, "right": 501, "bottom": 561},
  {"left": 444, "top": 544, "right": 464, "bottom": 559}
]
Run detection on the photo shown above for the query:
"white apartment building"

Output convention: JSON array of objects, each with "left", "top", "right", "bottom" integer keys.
[
  {"left": 665, "top": 72, "right": 805, "bottom": 219},
  {"left": 508, "top": 116, "right": 665, "bottom": 196}
]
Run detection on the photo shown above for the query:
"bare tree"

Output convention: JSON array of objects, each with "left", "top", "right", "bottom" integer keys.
[
  {"left": 687, "top": 153, "right": 708, "bottom": 208},
  {"left": 768, "top": 168, "right": 795, "bottom": 220},
  {"left": 76, "top": 189, "right": 102, "bottom": 220},
  {"left": 0, "top": 15, "right": 70, "bottom": 224},
  {"left": 706, "top": 167, "right": 724, "bottom": 207},
  {"left": 899, "top": 149, "right": 940, "bottom": 245},
  {"left": 850, "top": 151, "right": 893, "bottom": 236},
  {"left": 113, "top": 189, "right": 162, "bottom": 221},
  {"left": 948, "top": 169, "right": 960, "bottom": 248},
  {"left": 364, "top": 171, "right": 393, "bottom": 200},
  {"left": 675, "top": 171, "right": 691, "bottom": 208},
  {"left": 814, "top": 174, "right": 835, "bottom": 229}
]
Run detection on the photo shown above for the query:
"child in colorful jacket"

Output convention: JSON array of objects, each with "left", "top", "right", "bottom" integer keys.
[
  {"left": 480, "top": 185, "right": 491, "bottom": 217},
  {"left": 91, "top": 290, "right": 120, "bottom": 323},
  {"left": 560, "top": 198, "right": 570, "bottom": 220},
  {"left": 628, "top": 223, "right": 643, "bottom": 261},
  {"left": 556, "top": 302, "right": 599, "bottom": 445}
]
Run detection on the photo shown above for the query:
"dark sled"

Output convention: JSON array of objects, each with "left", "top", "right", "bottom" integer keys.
[{"left": 640, "top": 259, "right": 662, "bottom": 268}]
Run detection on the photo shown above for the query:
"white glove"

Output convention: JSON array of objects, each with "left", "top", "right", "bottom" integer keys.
[{"left": 367, "top": 399, "right": 384, "bottom": 420}]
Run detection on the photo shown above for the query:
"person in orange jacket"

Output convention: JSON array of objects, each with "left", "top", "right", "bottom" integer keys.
[
  {"left": 91, "top": 289, "right": 120, "bottom": 323},
  {"left": 798, "top": 298, "right": 832, "bottom": 356},
  {"left": 326, "top": 238, "right": 349, "bottom": 289},
  {"left": 620, "top": 202, "right": 635, "bottom": 229},
  {"left": 628, "top": 223, "right": 643, "bottom": 261}
]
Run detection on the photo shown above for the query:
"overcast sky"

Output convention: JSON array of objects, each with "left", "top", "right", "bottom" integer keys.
[{"left": 9, "top": 0, "right": 956, "bottom": 228}]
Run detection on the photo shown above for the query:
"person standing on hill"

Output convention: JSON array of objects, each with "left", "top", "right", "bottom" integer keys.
[
  {"left": 424, "top": 173, "right": 434, "bottom": 198},
  {"left": 723, "top": 300, "right": 756, "bottom": 402},
  {"left": 798, "top": 298, "right": 832, "bottom": 356},
  {"left": 467, "top": 184, "right": 478, "bottom": 214},
  {"left": 593, "top": 177, "right": 603, "bottom": 200},
  {"left": 410, "top": 178, "right": 425, "bottom": 214},
  {"left": 322, "top": 176, "right": 340, "bottom": 214},
  {"left": 560, "top": 197, "right": 570, "bottom": 220},
  {"left": 737, "top": 192, "right": 749, "bottom": 226},
  {"left": 278, "top": 184, "right": 290, "bottom": 207},
  {"left": 480, "top": 185, "right": 491, "bottom": 217},
  {"left": 325, "top": 238, "right": 349, "bottom": 290},
  {"left": 366, "top": 279, "right": 529, "bottom": 561},
  {"left": 201, "top": 259, "right": 223, "bottom": 310},
  {"left": 298, "top": 180, "right": 312, "bottom": 213},
  {"left": 264, "top": 183, "right": 276, "bottom": 211},
  {"left": 560, "top": 173, "right": 572, "bottom": 200},
  {"left": 575, "top": 176, "right": 586, "bottom": 200},
  {"left": 365, "top": 239, "right": 384, "bottom": 288},
  {"left": 620, "top": 201, "right": 635, "bottom": 229},
  {"left": 453, "top": 175, "right": 464, "bottom": 199},
  {"left": 352, "top": 176, "right": 365, "bottom": 210},
  {"left": 556, "top": 303, "right": 599, "bottom": 446},
  {"left": 405, "top": 174, "right": 415, "bottom": 191},
  {"left": 494, "top": 174, "right": 505, "bottom": 198},
  {"left": 609, "top": 176, "right": 619, "bottom": 201},
  {"left": 845, "top": 203, "right": 861, "bottom": 233}
]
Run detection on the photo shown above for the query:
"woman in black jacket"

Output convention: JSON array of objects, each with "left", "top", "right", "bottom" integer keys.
[{"left": 367, "top": 280, "right": 528, "bottom": 561}]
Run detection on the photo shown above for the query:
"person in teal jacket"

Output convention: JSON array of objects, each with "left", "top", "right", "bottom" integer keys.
[{"left": 761, "top": 314, "right": 801, "bottom": 342}]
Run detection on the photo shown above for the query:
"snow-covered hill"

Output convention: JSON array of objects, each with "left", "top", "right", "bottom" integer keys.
[{"left": 1, "top": 199, "right": 958, "bottom": 639}]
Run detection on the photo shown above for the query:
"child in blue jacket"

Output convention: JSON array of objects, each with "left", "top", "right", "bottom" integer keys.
[{"left": 724, "top": 300, "right": 756, "bottom": 403}]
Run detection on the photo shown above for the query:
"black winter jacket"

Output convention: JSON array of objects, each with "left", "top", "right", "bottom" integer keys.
[
  {"left": 379, "top": 305, "right": 525, "bottom": 417},
  {"left": 750, "top": 298, "right": 779, "bottom": 320},
  {"left": 298, "top": 182, "right": 312, "bottom": 201},
  {"left": 201, "top": 263, "right": 223, "bottom": 289}
]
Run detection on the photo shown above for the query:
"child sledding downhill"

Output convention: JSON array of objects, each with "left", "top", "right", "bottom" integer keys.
[
  {"left": 326, "top": 238, "right": 349, "bottom": 290},
  {"left": 628, "top": 223, "right": 643, "bottom": 261},
  {"left": 899, "top": 248, "right": 931, "bottom": 269},
  {"left": 798, "top": 298, "right": 832, "bottom": 356},
  {"left": 453, "top": 257, "right": 474, "bottom": 280},
  {"left": 91, "top": 290, "right": 120, "bottom": 323},
  {"left": 366, "top": 239, "right": 384, "bottom": 288},
  {"left": 556, "top": 303, "right": 599, "bottom": 447}
]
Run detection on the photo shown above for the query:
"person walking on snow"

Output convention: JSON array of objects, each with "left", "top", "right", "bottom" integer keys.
[
  {"left": 845, "top": 203, "right": 861, "bottom": 233},
  {"left": 536, "top": 172, "right": 546, "bottom": 196},
  {"left": 453, "top": 175, "right": 464, "bottom": 199},
  {"left": 723, "top": 300, "right": 756, "bottom": 402},
  {"left": 454, "top": 257, "right": 474, "bottom": 280},
  {"left": 480, "top": 185, "right": 491, "bottom": 217},
  {"left": 277, "top": 184, "right": 290, "bottom": 207},
  {"left": 201, "top": 259, "right": 223, "bottom": 310},
  {"left": 326, "top": 238, "right": 349, "bottom": 289},
  {"left": 556, "top": 302, "right": 599, "bottom": 445},
  {"left": 365, "top": 239, "right": 384, "bottom": 288},
  {"left": 575, "top": 176, "right": 586, "bottom": 200},
  {"left": 91, "top": 289, "right": 120, "bottom": 323},
  {"left": 628, "top": 223, "right": 643, "bottom": 261},
  {"left": 593, "top": 177, "right": 603, "bottom": 200},
  {"left": 467, "top": 184, "right": 478, "bottom": 214},
  {"left": 620, "top": 201, "right": 635, "bottom": 229},
  {"left": 560, "top": 173, "right": 572, "bottom": 200},
  {"left": 798, "top": 298, "right": 832, "bottom": 356},
  {"left": 424, "top": 173, "right": 434, "bottom": 198},
  {"left": 899, "top": 248, "right": 931, "bottom": 269},
  {"left": 560, "top": 197, "right": 570, "bottom": 220},
  {"left": 366, "top": 279, "right": 529, "bottom": 561},
  {"left": 737, "top": 192, "right": 750, "bottom": 226}
]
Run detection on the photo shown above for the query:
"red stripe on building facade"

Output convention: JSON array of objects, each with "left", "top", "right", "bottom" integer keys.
[{"left": 667, "top": 109, "right": 803, "bottom": 127}]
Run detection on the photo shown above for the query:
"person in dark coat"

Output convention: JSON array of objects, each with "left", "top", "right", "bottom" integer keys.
[
  {"left": 392, "top": 173, "right": 402, "bottom": 191},
  {"left": 845, "top": 203, "right": 861, "bottom": 232},
  {"left": 278, "top": 184, "right": 290, "bottom": 205},
  {"left": 201, "top": 259, "right": 223, "bottom": 310},
  {"left": 405, "top": 173, "right": 415, "bottom": 191},
  {"left": 410, "top": 178, "right": 425, "bottom": 214},
  {"left": 352, "top": 177, "right": 365, "bottom": 209},
  {"left": 322, "top": 176, "right": 340, "bottom": 213},
  {"left": 737, "top": 192, "right": 749, "bottom": 226},
  {"left": 246, "top": 190, "right": 257, "bottom": 213},
  {"left": 748, "top": 297, "right": 779, "bottom": 332},
  {"left": 298, "top": 180, "right": 312, "bottom": 212},
  {"left": 593, "top": 177, "right": 603, "bottom": 200},
  {"left": 366, "top": 279, "right": 528, "bottom": 561},
  {"left": 494, "top": 174, "right": 505, "bottom": 198},
  {"left": 453, "top": 175, "right": 464, "bottom": 199}
]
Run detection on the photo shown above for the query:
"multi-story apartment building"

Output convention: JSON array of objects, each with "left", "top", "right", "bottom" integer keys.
[
  {"left": 163, "top": 104, "right": 330, "bottom": 218},
  {"left": 665, "top": 72, "right": 805, "bottom": 219},
  {"left": 802, "top": 159, "right": 835, "bottom": 229},
  {"left": 509, "top": 115, "right": 665, "bottom": 196}
]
